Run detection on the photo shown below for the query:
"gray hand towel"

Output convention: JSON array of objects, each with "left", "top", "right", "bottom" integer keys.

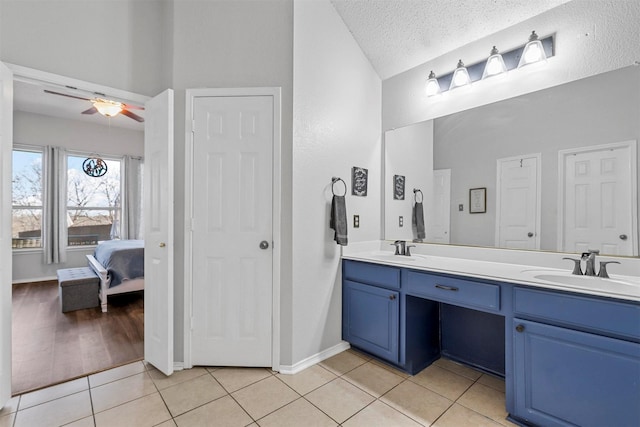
[
  {"left": 413, "top": 201, "right": 426, "bottom": 240},
  {"left": 330, "top": 195, "right": 348, "bottom": 246}
]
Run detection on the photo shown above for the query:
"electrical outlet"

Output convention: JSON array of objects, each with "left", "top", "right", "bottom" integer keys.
[
  {"left": 458, "top": 204, "right": 464, "bottom": 212},
  {"left": 399, "top": 216, "right": 404, "bottom": 227},
  {"left": 353, "top": 215, "right": 360, "bottom": 228}
]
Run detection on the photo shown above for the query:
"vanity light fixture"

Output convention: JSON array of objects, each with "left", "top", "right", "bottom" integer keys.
[
  {"left": 425, "top": 70, "right": 441, "bottom": 97},
  {"left": 518, "top": 31, "right": 547, "bottom": 68},
  {"left": 482, "top": 46, "right": 507, "bottom": 79},
  {"left": 449, "top": 60, "right": 471, "bottom": 90}
]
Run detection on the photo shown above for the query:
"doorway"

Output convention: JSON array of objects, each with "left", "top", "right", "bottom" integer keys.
[
  {"left": 7, "top": 65, "right": 151, "bottom": 394},
  {"left": 184, "top": 88, "right": 281, "bottom": 370}
]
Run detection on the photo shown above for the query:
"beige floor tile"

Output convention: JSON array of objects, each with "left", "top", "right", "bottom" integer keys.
[
  {"left": 174, "top": 395, "right": 251, "bottom": 427},
  {"left": 0, "top": 396, "right": 19, "bottom": 415},
  {"left": 276, "top": 365, "right": 336, "bottom": 395},
  {"left": 211, "top": 367, "right": 272, "bottom": 393},
  {"left": 343, "top": 362, "right": 405, "bottom": 398},
  {"left": 160, "top": 374, "right": 227, "bottom": 417},
  {"left": 257, "top": 397, "right": 337, "bottom": 427},
  {"left": 14, "top": 390, "right": 92, "bottom": 427},
  {"left": 343, "top": 400, "right": 422, "bottom": 427},
  {"left": 94, "top": 393, "right": 171, "bottom": 427},
  {"left": 0, "top": 414, "right": 14, "bottom": 427},
  {"left": 477, "top": 374, "right": 506, "bottom": 393},
  {"left": 89, "top": 361, "right": 146, "bottom": 388},
  {"left": 369, "top": 358, "right": 411, "bottom": 378},
  {"left": 433, "top": 403, "right": 503, "bottom": 427},
  {"left": 155, "top": 420, "right": 177, "bottom": 427},
  {"left": 346, "top": 348, "right": 372, "bottom": 361},
  {"left": 91, "top": 372, "right": 157, "bottom": 413},
  {"left": 19, "top": 377, "right": 88, "bottom": 409},
  {"left": 148, "top": 367, "right": 209, "bottom": 390},
  {"left": 457, "top": 382, "right": 509, "bottom": 425},
  {"left": 409, "top": 364, "right": 474, "bottom": 401},
  {"left": 231, "top": 376, "right": 299, "bottom": 420},
  {"left": 433, "top": 358, "right": 483, "bottom": 381},
  {"left": 319, "top": 350, "right": 367, "bottom": 376},
  {"left": 64, "top": 416, "right": 96, "bottom": 427},
  {"left": 305, "top": 378, "right": 375, "bottom": 424},
  {"left": 380, "top": 380, "right": 453, "bottom": 425}
]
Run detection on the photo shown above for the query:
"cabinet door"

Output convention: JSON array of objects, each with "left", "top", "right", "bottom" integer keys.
[
  {"left": 343, "top": 280, "right": 399, "bottom": 363},
  {"left": 513, "top": 319, "right": 640, "bottom": 427}
]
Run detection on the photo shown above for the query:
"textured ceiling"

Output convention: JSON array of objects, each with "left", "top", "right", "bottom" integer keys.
[{"left": 330, "top": 0, "right": 572, "bottom": 80}]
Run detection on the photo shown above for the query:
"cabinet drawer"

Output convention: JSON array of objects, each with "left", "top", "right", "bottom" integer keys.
[
  {"left": 514, "top": 287, "right": 640, "bottom": 341},
  {"left": 407, "top": 271, "right": 500, "bottom": 312},
  {"left": 343, "top": 260, "right": 401, "bottom": 290}
]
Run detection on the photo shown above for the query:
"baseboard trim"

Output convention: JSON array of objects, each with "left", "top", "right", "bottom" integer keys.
[
  {"left": 13, "top": 276, "right": 57, "bottom": 284},
  {"left": 173, "top": 362, "right": 184, "bottom": 371},
  {"left": 279, "top": 341, "right": 350, "bottom": 375}
]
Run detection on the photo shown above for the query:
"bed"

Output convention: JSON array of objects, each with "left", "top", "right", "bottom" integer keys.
[{"left": 86, "top": 239, "right": 145, "bottom": 312}]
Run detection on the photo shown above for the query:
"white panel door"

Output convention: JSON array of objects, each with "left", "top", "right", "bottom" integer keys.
[
  {"left": 191, "top": 95, "right": 273, "bottom": 366},
  {"left": 428, "top": 169, "right": 451, "bottom": 243},
  {"left": 496, "top": 155, "right": 540, "bottom": 250},
  {"left": 144, "top": 89, "right": 174, "bottom": 376},
  {"left": 0, "top": 63, "right": 13, "bottom": 406},
  {"left": 562, "top": 143, "right": 636, "bottom": 255}
]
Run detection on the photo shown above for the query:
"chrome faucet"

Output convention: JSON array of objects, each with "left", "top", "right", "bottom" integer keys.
[
  {"left": 390, "top": 240, "right": 414, "bottom": 256},
  {"left": 582, "top": 250, "right": 600, "bottom": 276}
]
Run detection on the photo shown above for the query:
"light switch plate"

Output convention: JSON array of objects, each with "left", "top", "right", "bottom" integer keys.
[
  {"left": 458, "top": 204, "right": 464, "bottom": 211},
  {"left": 353, "top": 215, "right": 360, "bottom": 228},
  {"left": 399, "top": 216, "right": 404, "bottom": 227}
]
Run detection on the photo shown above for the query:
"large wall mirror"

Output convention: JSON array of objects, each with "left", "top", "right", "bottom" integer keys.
[{"left": 384, "top": 65, "right": 640, "bottom": 257}]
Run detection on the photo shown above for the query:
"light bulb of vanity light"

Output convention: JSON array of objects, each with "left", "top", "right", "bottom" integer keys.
[
  {"left": 449, "top": 60, "right": 471, "bottom": 90},
  {"left": 425, "top": 71, "right": 441, "bottom": 97},
  {"left": 482, "top": 46, "right": 507, "bottom": 79},
  {"left": 518, "top": 31, "right": 547, "bottom": 68}
]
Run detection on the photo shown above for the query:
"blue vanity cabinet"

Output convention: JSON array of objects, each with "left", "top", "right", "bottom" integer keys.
[
  {"left": 512, "top": 287, "right": 640, "bottom": 427},
  {"left": 343, "top": 261, "right": 401, "bottom": 363}
]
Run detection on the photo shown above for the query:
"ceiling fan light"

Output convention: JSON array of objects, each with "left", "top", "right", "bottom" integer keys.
[
  {"left": 518, "top": 31, "right": 547, "bottom": 68},
  {"left": 93, "top": 99, "right": 124, "bottom": 117}
]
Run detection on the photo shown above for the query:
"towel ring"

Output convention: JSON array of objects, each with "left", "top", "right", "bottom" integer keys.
[
  {"left": 413, "top": 188, "right": 423, "bottom": 203},
  {"left": 332, "top": 177, "right": 347, "bottom": 196}
]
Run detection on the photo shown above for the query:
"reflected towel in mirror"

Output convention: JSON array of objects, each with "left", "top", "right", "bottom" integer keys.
[{"left": 413, "top": 201, "right": 426, "bottom": 240}]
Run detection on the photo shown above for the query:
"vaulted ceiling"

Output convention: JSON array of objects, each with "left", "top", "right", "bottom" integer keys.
[{"left": 330, "top": 0, "right": 571, "bottom": 79}]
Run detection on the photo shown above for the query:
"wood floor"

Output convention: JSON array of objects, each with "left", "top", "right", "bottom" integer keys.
[{"left": 12, "top": 280, "right": 144, "bottom": 395}]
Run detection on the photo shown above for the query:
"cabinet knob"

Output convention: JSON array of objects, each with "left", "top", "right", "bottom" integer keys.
[
  {"left": 515, "top": 324, "right": 525, "bottom": 333},
  {"left": 389, "top": 294, "right": 396, "bottom": 301}
]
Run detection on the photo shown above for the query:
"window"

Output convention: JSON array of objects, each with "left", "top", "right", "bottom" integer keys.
[
  {"left": 12, "top": 148, "right": 44, "bottom": 249},
  {"left": 66, "top": 154, "right": 122, "bottom": 246}
]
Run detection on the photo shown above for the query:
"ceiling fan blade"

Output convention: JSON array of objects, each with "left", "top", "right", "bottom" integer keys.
[
  {"left": 121, "top": 109, "right": 145, "bottom": 122},
  {"left": 44, "top": 89, "right": 91, "bottom": 102},
  {"left": 82, "top": 107, "right": 98, "bottom": 115},
  {"left": 123, "top": 103, "right": 145, "bottom": 111}
]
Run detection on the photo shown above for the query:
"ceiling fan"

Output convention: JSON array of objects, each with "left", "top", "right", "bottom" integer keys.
[{"left": 43, "top": 89, "right": 145, "bottom": 122}]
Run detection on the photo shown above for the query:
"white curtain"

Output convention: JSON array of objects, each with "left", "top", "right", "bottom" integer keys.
[
  {"left": 122, "top": 155, "right": 144, "bottom": 240},
  {"left": 43, "top": 146, "right": 67, "bottom": 264}
]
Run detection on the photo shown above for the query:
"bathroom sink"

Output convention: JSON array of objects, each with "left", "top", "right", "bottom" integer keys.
[
  {"left": 368, "top": 251, "right": 417, "bottom": 262},
  {"left": 521, "top": 269, "right": 640, "bottom": 293}
]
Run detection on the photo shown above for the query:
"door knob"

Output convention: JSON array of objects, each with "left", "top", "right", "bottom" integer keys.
[
  {"left": 259, "top": 241, "right": 269, "bottom": 250},
  {"left": 620, "top": 234, "right": 628, "bottom": 240},
  {"left": 515, "top": 324, "right": 525, "bottom": 333},
  {"left": 527, "top": 232, "right": 534, "bottom": 237},
  {"left": 159, "top": 242, "right": 166, "bottom": 248}
]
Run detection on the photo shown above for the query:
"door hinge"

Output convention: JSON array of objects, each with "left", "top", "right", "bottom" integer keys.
[
  {"left": 191, "top": 119, "right": 196, "bottom": 133},
  {"left": 190, "top": 317, "right": 195, "bottom": 330}
]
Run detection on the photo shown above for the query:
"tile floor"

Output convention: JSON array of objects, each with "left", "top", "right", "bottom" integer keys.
[{"left": 0, "top": 349, "right": 517, "bottom": 426}]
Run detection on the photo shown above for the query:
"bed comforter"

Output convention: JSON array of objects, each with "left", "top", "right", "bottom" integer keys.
[{"left": 93, "top": 239, "right": 144, "bottom": 287}]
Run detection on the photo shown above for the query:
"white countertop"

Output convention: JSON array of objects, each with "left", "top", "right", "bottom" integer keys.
[{"left": 342, "top": 242, "right": 640, "bottom": 302}]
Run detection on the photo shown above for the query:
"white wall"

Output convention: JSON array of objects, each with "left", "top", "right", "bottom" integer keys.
[
  {"left": 383, "top": 0, "right": 640, "bottom": 130},
  {"left": 12, "top": 111, "right": 144, "bottom": 282},
  {"left": 292, "top": 0, "right": 381, "bottom": 365},
  {"left": 384, "top": 121, "right": 433, "bottom": 241},
  {"left": 0, "top": 0, "right": 166, "bottom": 97}
]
